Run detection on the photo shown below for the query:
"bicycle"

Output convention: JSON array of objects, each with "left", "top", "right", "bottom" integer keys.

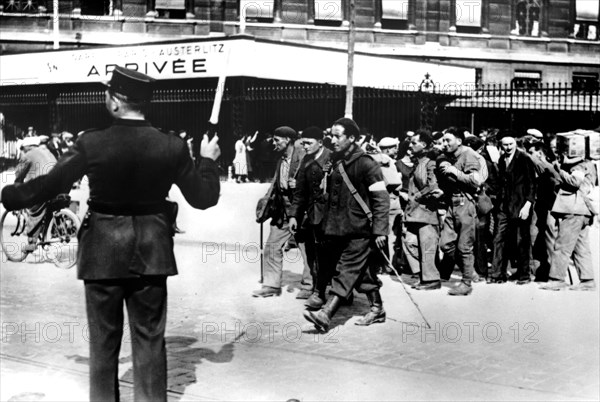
[{"left": 0, "top": 194, "right": 81, "bottom": 269}]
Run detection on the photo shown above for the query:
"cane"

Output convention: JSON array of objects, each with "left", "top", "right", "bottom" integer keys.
[
  {"left": 259, "top": 222, "right": 264, "bottom": 284},
  {"left": 376, "top": 246, "right": 431, "bottom": 329}
]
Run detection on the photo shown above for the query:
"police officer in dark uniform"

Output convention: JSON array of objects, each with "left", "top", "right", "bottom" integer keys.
[{"left": 1, "top": 66, "right": 221, "bottom": 401}]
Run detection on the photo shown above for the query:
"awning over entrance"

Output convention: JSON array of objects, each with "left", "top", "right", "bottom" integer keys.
[{"left": 0, "top": 35, "right": 474, "bottom": 91}]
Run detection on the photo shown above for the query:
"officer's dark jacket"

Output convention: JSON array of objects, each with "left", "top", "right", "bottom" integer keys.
[
  {"left": 321, "top": 144, "right": 390, "bottom": 237},
  {"left": 1, "top": 119, "right": 220, "bottom": 279},
  {"left": 289, "top": 147, "right": 332, "bottom": 225}
]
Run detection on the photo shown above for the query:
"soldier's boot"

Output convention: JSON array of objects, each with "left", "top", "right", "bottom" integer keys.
[
  {"left": 355, "top": 290, "right": 386, "bottom": 326},
  {"left": 303, "top": 295, "right": 342, "bottom": 333}
]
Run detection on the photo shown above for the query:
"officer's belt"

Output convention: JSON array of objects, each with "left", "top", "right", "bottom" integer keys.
[{"left": 88, "top": 200, "right": 170, "bottom": 216}]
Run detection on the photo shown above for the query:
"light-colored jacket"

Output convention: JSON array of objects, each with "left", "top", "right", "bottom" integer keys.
[{"left": 552, "top": 160, "right": 597, "bottom": 216}]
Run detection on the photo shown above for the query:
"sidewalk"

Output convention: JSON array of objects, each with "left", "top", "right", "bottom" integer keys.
[{"left": 1, "top": 181, "right": 599, "bottom": 401}]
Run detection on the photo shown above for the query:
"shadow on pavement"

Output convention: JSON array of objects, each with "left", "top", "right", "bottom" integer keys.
[{"left": 119, "top": 336, "right": 238, "bottom": 398}]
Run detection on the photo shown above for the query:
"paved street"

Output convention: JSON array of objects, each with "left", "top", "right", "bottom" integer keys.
[{"left": 1, "top": 179, "right": 599, "bottom": 401}]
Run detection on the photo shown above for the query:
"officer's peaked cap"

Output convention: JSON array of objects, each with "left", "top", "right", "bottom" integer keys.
[{"left": 105, "top": 66, "right": 156, "bottom": 101}]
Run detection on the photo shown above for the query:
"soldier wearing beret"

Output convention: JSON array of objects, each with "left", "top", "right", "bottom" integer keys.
[
  {"left": 1, "top": 65, "right": 222, "bottom": 401},
  {"left": 288, "top": 126, "right": 332, "bottom": 309}
]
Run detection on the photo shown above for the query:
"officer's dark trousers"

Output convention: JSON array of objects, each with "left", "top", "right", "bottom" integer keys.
[
  {"left": 318, "top": 236, "right": 381, "bottom": 299},
  {"left": 85, "top": 276, "right": 168, "bottom": 402}
]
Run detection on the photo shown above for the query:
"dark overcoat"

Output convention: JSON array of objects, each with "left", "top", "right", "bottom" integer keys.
[
  {"left": 321, "top": 145, "right": 390, "bottom": 237},
  {"left": 1, "top": 118, "right": 220, "bottom": 280},
  {"left": 289, "top": 147, "right": 332, "bottom": 225}
]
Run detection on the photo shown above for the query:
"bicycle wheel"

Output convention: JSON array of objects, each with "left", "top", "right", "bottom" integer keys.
[
  {"left": 43, "top": 208, "right": 81, "bottom": 269},
  {"left": 0, "top": 209, "right": 29, "bottom": 262}
]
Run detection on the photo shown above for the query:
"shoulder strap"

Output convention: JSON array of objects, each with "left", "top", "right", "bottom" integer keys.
[{"left": 337, "top": 162, "right": 373, "bottom": 222}]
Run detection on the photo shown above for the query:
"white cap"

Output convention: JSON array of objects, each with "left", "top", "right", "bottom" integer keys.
[
  {"left": 378, "top": 137, "right": 399, "bottom": 148},
  {"left": 21, "top": 136, "right": 40, "bottom": 148},
  {"left": 527, "top": 128, "right": 543, "bottom": 139}
]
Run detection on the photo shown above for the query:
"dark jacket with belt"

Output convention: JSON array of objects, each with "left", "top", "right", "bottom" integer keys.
[
  {"left": 498, "top": 149, "right": 536, "bottom": 219},
  {"left": 1, "top": 119, "right": 220, "bottom": 280},
  {"left": 321, "top": 144, "right": 390, "bottom": 237},
  {"left": 289, "top": 147, "right": 332, "bottom": 226}
]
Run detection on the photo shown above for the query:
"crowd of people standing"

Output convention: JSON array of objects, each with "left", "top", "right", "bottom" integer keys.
[{"left": 253, "top": 120, "right": 599, "bottom": 333}]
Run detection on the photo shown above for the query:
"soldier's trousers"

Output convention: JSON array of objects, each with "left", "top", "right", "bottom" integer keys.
[
  {"left": 403, "top": 222, "right": 440, "bottom": 282},
  {"left": 439, "top": 196, "right": 477, "bottom": 285},
  {"left": 549, "top": 214, "right": 594, "bottom": 282},
  {"left": 84, "top": 276, "right": 168, "bottom": 402},
  {"left": 318, "top": 236, "right": 382, "bottom": 299}
]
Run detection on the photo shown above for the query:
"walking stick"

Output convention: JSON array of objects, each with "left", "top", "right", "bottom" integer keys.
[
  {"left": 377, "top": 246, "right": 431, "bottom": 329},
  {"left": 259, "top": 222, "right": 264, "bottom": 283}
]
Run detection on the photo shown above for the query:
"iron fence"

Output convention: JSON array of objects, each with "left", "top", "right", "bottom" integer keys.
[{"left": 1, "top": 80, "right": 598, "bottom": 164}]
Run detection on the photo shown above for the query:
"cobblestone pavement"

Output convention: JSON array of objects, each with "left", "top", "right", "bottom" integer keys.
[{"left": 1, "top": 181, "right": 599, "bottom": 401}]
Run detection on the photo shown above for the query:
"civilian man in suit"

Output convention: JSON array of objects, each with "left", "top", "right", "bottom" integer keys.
[
  {"left": 489, "top": 130, "right": 537, "bottom": 284},
  {"left": 46, "top": 130, "right": 63, "bottom": 159},
  {"left": 1, "top": 66, "right": 221, "bottom": 401},
  {"left": 289, "top": 126, "right": 332, "bottom": 309}
]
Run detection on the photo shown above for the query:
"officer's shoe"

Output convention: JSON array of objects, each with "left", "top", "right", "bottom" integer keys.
[
  {"left": 303, "top": 295, "right": 342, "bottom": 333},
  {"left": 355, "top": 307, "right": 386, "bottom": 326},
  {"left": 448, "top": 282, "right": 473, "bottom": 296},
  {"left": 252, "top": 286, "right": 282, "bottom": 298},
  {"left": 304, "top": 292, "right": 325, "bottom": 310}
]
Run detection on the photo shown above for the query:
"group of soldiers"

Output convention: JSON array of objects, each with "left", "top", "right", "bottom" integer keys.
[
  {"left": 252, "top": 121, "right": 599, "bottom": 333},
  {"left": 1, "top": 64, "right": 597, "bottom": 400}
]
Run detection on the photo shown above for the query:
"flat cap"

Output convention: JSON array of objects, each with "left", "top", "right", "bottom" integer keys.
[
  {"left": 527, "top": 128, "right": 543, "bottom": 139},
  {"left": 105, "top": 66, "right": 156, "bottom": 101},
  {"left": 378, "top": 137, "right": 399, "bottom": 148},
  {"left": 21, "top": 136, "right": 40, "bottom": 147}
]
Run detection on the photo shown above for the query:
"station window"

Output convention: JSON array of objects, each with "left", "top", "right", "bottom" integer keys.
[
  {"left": 80, "top": 0, "right": 110, "bottom": 16},
  {"left": 573, "top": 0, "right": 599, "bottom": 40},
  {"left": 314, "top": 0, "right": 343, "bottom": 26},
  {"left": 511, "top": 0, "right": 542, "bottom": 37},
  {"left": 156, "top": 0, "right": 186, "bottom": 19},
  {"left": 455, "top": 0, "right": 482, "bottom": 29},
  {"left": 380, "top": 0, "right": 411, "bottom": 30},
  {"left": 240, "top": 0, "right": 275, "bottom": 22},
  {"left": 513, "top": 71, "right": 542, "bottom": 89}
]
